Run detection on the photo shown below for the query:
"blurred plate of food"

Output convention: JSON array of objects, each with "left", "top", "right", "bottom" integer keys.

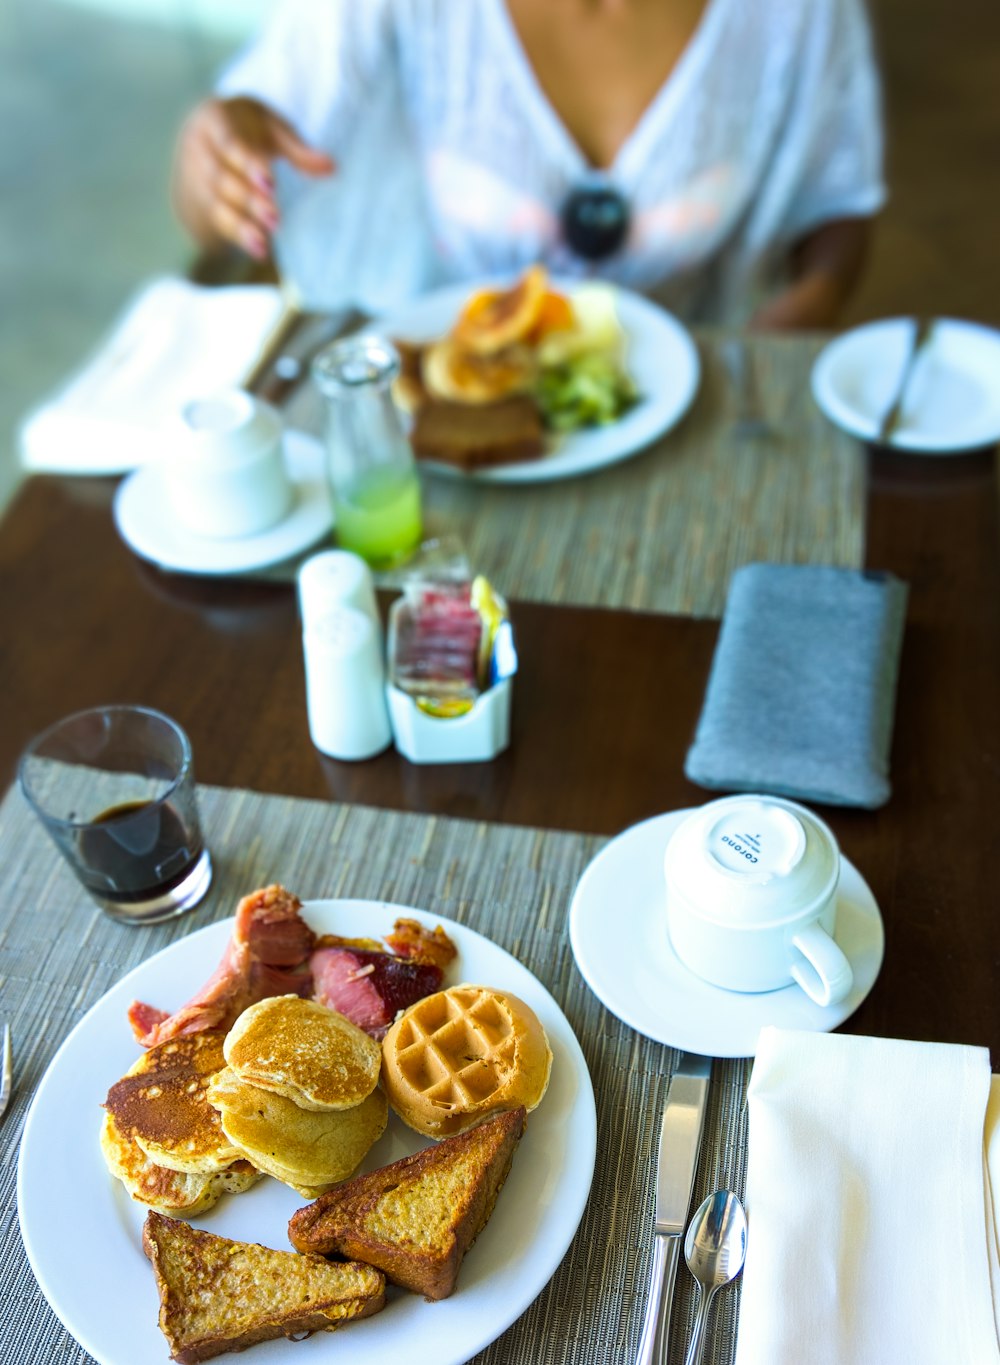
[
  {"left": 17, "top": 897, "right": 596, "bottom": 1365},
  {"left": 811, "top": 317, "right": 1000, "bottom": 453},
  {"left": 376, "top": 267, "right": 700, "bottom": 482}
]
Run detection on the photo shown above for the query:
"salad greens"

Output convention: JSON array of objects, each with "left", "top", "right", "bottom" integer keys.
[{"left": 535, "top": 351, "right": 638, "bottom": 432}]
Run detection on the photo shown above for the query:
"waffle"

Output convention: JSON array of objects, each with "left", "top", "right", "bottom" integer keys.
[{"left": 380, "top": 985, "right": 552, "bottom": 1137}]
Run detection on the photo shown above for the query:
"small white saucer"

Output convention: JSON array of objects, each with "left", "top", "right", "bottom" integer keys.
[
  {"left": 811, "top": 317, "right": 1000, "bottom": 453},
  {"left": 113, "top": 430, "right": 332, "bottom": 575},
  {"left": 569, "top": 809, "right": 885, "bottom": 1057}
]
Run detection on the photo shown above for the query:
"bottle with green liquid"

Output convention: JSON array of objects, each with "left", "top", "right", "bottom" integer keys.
[{"left": 312, "top": 335, "right": 422, "bottom": 569}]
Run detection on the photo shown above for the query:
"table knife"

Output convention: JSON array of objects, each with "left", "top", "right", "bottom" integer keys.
[
  {"left": 635, "top": 1053, "right": 712, "bottom": 1365},
  {"left": 877, "top": 315, "right": 934, "bottom": 444}
]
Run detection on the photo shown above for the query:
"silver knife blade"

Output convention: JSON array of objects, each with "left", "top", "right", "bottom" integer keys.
[
  {"left": 635, "top": 1053, "right": 712, "bottom": 1365},
  {"left": 655, "top": 1052, "right": 712, "bottom": 1234},
  {"left": 877, "top": 315, "right": 935, "bottom": 444}
]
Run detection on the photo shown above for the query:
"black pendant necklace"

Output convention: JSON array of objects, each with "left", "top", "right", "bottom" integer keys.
[{"left": 560, "top": 181, "right": 630, "bottom": 260}]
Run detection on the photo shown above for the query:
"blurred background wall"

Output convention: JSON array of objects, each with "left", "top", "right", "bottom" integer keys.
[
  {"left": 0, "top": 0, "right": 258, "bottom": 510},
  {"left": 2, "top": 0, "right": 997, "bottom": 513}
]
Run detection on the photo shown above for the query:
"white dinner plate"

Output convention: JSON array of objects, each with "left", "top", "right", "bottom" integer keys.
[
  {"left": 811, "top": 317, "right": 1000, "bottom": 453},
  {"left": 569, "top": 810, "right": 885, "bottom": 1057},
  {"left": 376, "top": 278, "right": 700, "bottom": 483},
  {"left": 17, "top": 900, "right": 596, "bottom": 1365},
  {"left": 113, "top": 430, "right": 332, "bottom": 574}
]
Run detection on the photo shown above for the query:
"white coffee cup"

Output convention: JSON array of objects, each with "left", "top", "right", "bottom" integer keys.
[
  {"left": 165, "top": 390, "right": 293, "bottom": 539},
  {"left": 664, "top": 794, "right": 854, "bottom": 1007}
]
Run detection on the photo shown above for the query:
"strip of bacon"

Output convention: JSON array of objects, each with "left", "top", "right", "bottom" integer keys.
[{"left": 127, "top": 885, "right": 316, "bottom": 1048}]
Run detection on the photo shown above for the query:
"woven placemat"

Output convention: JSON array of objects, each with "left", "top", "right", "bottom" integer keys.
[
  {"left": 283, "top": 330, "right": 863, "bottom": 619},
  {"left": 0, "top": 781, "right": 750, "bottom": 1365}
]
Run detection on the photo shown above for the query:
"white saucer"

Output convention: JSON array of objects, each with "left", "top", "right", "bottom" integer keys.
[
  {"left": 811, "top": 317, "right": 1000, "bottom": 453},
  {"left": 113, "top": 429, "right": 332, "bottom": 574},
  {"left": 569, "top": 809, "right": 885, "bottom": 1057}
]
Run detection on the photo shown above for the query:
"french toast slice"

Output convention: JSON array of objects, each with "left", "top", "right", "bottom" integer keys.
[
  {"left": 143, "top": 1210, "right": 385, "bottom": 1364},
  {"left": 287, "top": 1105, "right": 526, "bottom": 1300}
]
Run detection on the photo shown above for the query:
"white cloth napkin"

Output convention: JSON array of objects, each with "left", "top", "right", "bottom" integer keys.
[
  {"left": 734, "top": 1027, "right": 1000, "bottom": 1365},
  {"left": 18, "top": 277, "right": 285, "bottom": 475}
]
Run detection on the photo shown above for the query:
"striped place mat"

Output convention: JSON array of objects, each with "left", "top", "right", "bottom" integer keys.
[
  {"left": 284, "top": 330, "right": 863, "bottom": 620},
  {"left": 1, "top": 780, "right": 750, "bottom": 1365}
]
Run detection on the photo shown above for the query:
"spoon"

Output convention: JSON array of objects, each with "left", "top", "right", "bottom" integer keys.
[{"left": 682, "top": 1190, "right": 748, "bottom": 1365}]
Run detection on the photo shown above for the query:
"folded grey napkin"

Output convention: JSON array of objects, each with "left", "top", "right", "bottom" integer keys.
[{"left": 685, "top": 564, "right": 908, "bottom": 808}]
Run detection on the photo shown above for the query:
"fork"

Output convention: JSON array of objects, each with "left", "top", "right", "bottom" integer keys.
[{"left": 0, "top": 1024, "right": 12, "bottom": 1120}]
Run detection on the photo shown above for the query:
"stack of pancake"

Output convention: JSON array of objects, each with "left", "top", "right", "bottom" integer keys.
[
  {"left": 101, "top": 1029, "right": 261, "bottom": 1217},
  {"left": 207, "top": 995, "right": 387, "bottom": 1198},
  {"left": 102, "top": 994, "right": 388, "bottom": 1213}
]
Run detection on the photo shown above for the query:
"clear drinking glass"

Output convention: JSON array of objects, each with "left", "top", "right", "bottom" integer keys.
[
  {"left": 312, "top": 334, "right": 423, "bottom": 570},
  {"left": 18, "top": 704, "right": 212, "bottom": 924}
]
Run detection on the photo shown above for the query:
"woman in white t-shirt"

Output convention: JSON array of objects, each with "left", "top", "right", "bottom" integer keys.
[{"left": 172, "top": 0, "right": 885, "bottom": 326}]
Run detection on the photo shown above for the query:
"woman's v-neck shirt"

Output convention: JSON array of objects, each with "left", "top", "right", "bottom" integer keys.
[{"left": 219, "top": 0, "right": 885, "bottom": 322}]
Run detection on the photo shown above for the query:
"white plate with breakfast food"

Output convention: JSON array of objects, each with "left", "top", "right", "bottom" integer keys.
[
  {"left": 377, "top": 267, "right": 700, "bottom": 483},
  {"left": 113, "top": 430, "right": 332, "bottom": 574},
  {"left": 18, "top": 896, "right": 596, "bottom": 1365},
  {"left": 569, "top": 810, "right": 885, "bottom": 1057},
  {"left": 811, "top": 316, "right": 1000, "bottom": 452}
]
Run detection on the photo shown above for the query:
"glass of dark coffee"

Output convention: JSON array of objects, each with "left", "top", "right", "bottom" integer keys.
[{"left": 18, "top": 705, "right": 212, "bottom": 924}]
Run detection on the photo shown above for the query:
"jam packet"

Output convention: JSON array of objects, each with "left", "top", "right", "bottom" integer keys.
[{"left": 388, "top": 569, "right": 514, "bottom": 717}]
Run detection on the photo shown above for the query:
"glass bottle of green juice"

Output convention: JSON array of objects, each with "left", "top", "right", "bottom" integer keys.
[{"left": 312, "top": 335, "right": 422, "bottom": 569}]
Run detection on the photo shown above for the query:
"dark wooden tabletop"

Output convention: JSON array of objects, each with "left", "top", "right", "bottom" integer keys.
[{"left": 1, "top": 435, "right": 997, "bottom": 1055}]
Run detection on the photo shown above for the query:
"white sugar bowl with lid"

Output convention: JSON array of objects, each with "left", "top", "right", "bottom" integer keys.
[
  {"left": 166, "top": 390, "right": 293, "bottom": 539},
  {"left": 664, "top": 794, "right": 854, "bottom": 1007}
]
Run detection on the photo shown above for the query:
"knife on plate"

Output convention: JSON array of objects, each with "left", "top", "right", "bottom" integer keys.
[
  {"left": 635, "top": 1053, "right": 712, "bottom": 1365},
  {"left": 876, "top": 315, "right": 935, "bottom": 444}
]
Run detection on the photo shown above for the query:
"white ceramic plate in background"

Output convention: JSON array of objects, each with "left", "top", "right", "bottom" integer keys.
[
  {"left": 377, "top": 279, "right": 700, "bottom": 483},
  {"left": 18, "top": 900, "right": 596, "bottom": 1365},
  {"left": 569, "top": 810, "right": 885, "bottom": 1056},
  {"left": 811, "top": 317, "right": 1000, "bottom": 453},
  {"left": 113, "top": 429, "right": 332, "bottom": 574}
]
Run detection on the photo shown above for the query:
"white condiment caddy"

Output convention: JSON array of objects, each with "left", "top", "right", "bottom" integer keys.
[
  {"left": 297, "top": 549, "right": 515, "bottom": 765},
  {"left": 387, "top": 677, "right": 513, "bottom": 764}
]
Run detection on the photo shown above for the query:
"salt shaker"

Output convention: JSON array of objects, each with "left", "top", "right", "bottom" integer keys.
[
  {"left": 311, "top": 335, "right": 422, "bottom": 569},
  {"left": 302, "top": 606, "right": 392, "bottom": 760},
  {"left": 297, "top": 549, "right": 379, "bottom": 632}
]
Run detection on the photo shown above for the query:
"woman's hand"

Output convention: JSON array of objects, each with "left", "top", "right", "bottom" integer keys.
[
  {"left": 750, "top": 217, "right": 872, "bottom": 331},
  {"left": 172, "top": 96, "right": 334, "bottom": 258}
]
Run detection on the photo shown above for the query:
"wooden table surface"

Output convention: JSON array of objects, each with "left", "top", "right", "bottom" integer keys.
[{"left": 2, "top": 383, "right": 998, "bottom": 1057}]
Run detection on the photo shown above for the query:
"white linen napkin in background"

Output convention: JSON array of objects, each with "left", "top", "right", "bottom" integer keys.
[
  {"left": 735, "top": 1027, "right": 1000, "bottom": 1365},
  {"left": 18, "top": 277, "right": 284, "bottom": 476}
]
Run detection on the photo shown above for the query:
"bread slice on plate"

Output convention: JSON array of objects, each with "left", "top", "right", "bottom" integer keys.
[
  {"left": 287, "top": 1106, "right": 526, "bottom": 1300},
  {"left": 142, "top": 1210, "right": 385, "bottom": 1364},
  {"left": 410, "top": 396, "right": 545, "bottom": 471}
]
